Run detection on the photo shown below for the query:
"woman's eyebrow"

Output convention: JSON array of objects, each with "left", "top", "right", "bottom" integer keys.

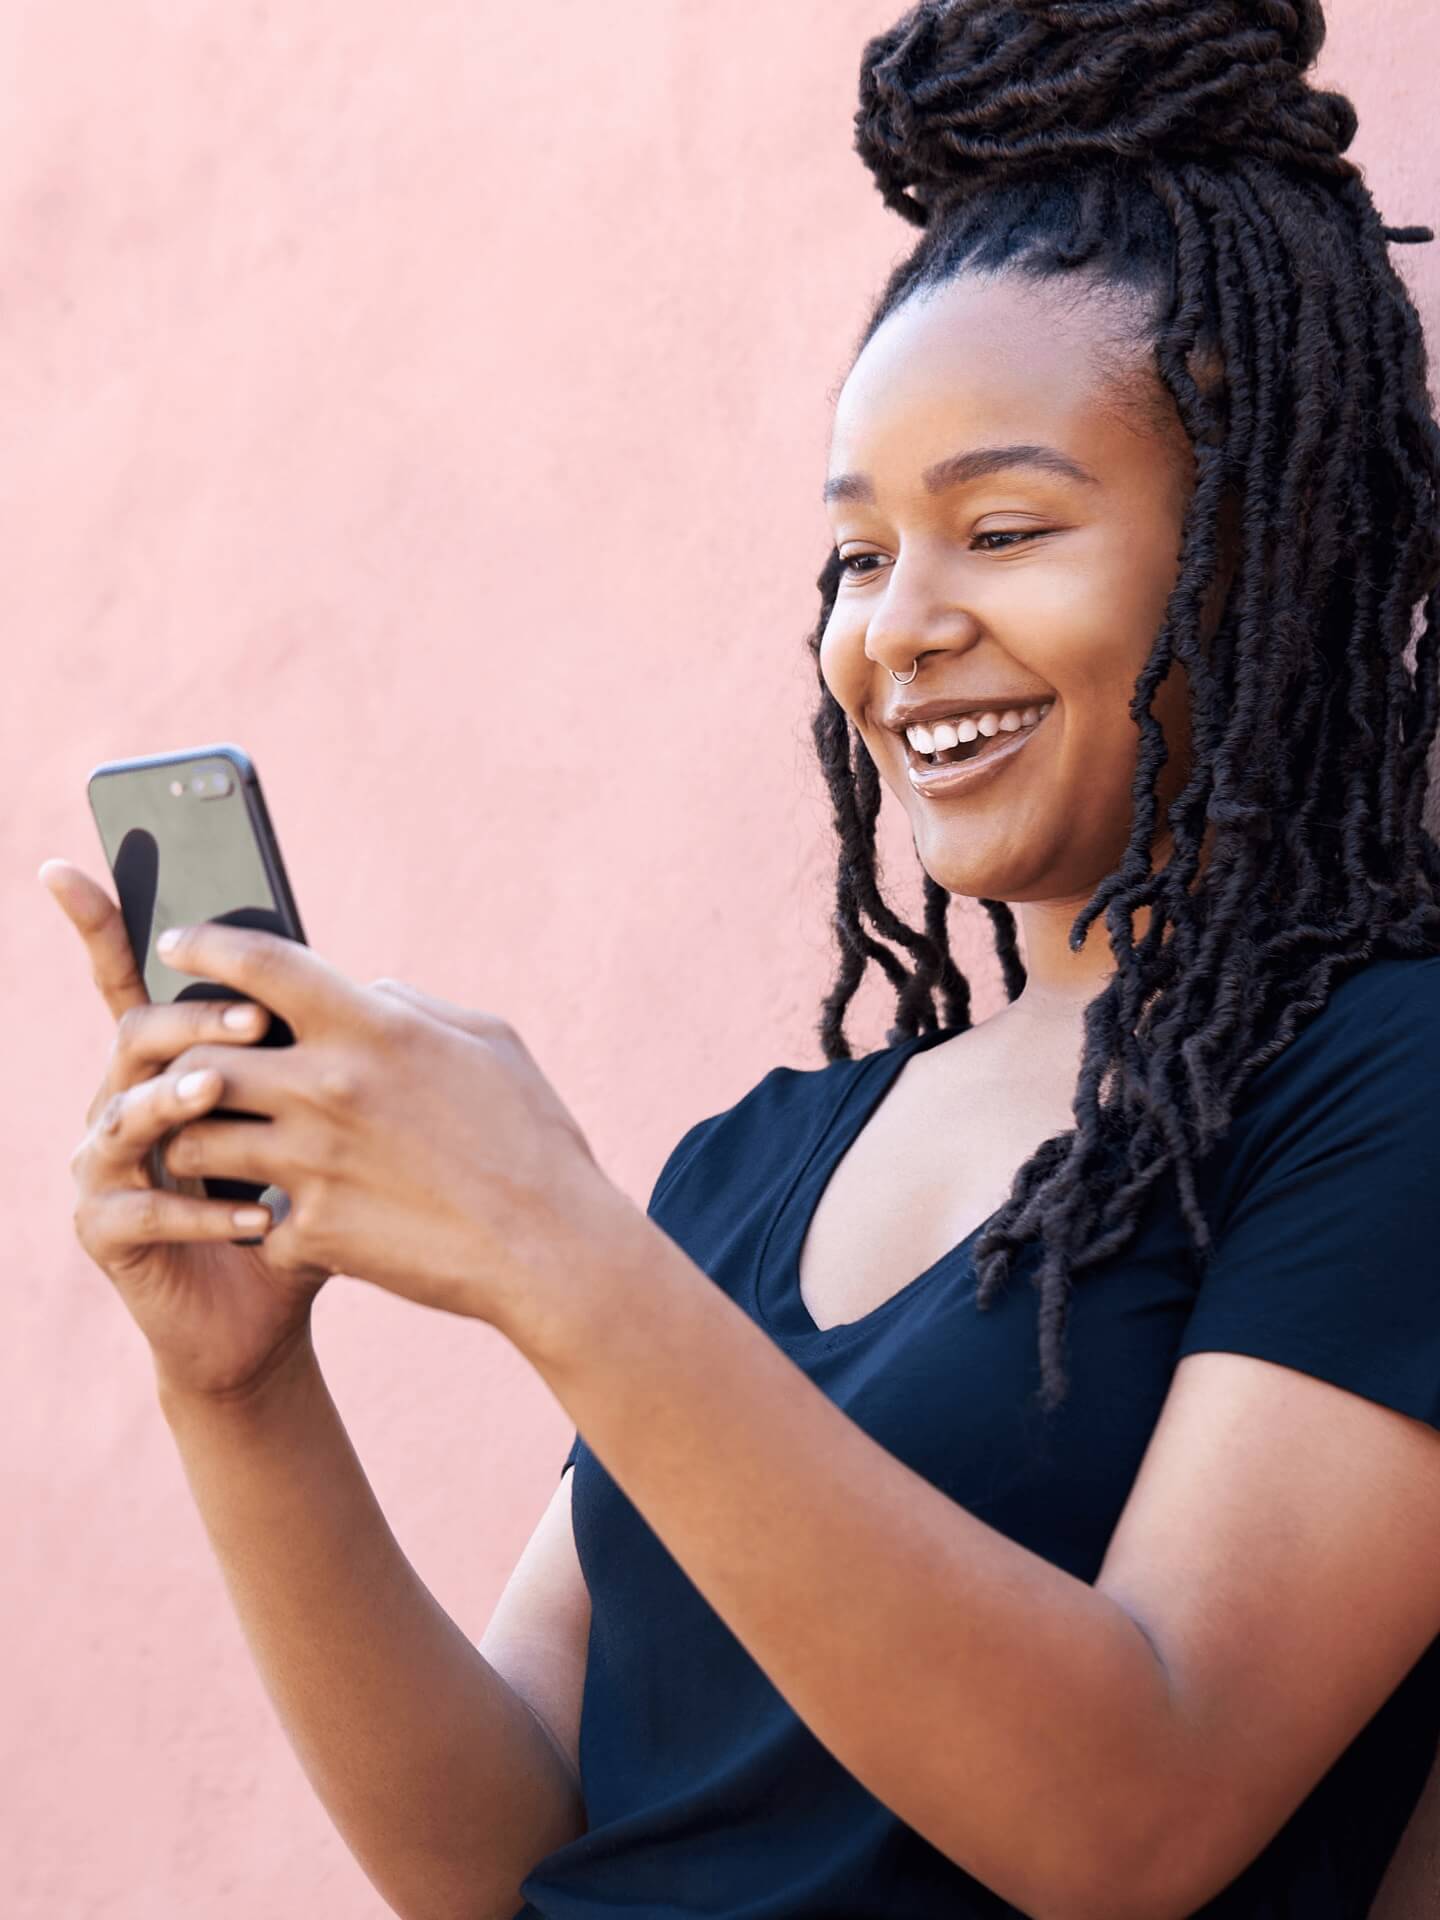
[{"left": 822, "top": 442, "right": 1100, "bottom": 505}]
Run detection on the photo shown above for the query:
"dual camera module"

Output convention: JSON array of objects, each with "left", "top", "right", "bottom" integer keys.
[{"left": 168, "top": 770, "right": 234, "bottom": 801}]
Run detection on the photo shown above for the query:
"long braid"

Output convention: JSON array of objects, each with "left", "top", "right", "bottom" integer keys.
[{"left": 807, "top": 0, "right": 1440, "bottom": 1411}]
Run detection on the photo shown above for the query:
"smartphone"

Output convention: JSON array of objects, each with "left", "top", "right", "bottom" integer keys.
[{"left": 87, "top": 744, "right": 306, "bottom": 1220}]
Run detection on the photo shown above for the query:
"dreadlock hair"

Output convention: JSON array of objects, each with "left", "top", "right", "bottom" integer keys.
[{"left": 808, "top": 0, "right": 1440, "bottom": 1414}]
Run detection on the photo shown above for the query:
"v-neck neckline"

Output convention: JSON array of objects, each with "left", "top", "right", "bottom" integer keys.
[{"left": 753, "top": 1023, "right": 994, "bottom": 1344}]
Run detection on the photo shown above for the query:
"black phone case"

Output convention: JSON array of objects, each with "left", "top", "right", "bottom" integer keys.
[{"left": 87, "top": 744, "right": 306, "bottom": 1229}]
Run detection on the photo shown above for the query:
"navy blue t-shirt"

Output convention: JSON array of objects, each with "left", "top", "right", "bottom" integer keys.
[{"left": 516, "top": 956, "right": 1440, "bottom": 1919}]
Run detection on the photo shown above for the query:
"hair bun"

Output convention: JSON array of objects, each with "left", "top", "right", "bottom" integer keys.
[{"left": 855, "top": 0, "right": 1360, "bottom": 226}]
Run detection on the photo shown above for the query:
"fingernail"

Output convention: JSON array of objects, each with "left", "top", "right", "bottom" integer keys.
[
  {"left": 157, "top": 928, "right": 183, "bottom": 955},
  {"left": 177, "top": 1069, "right": 213, "bottom": 1101},
  {"left": 232, "top": 1207, "right": 271, "bottom": 1231},
  {"left": 222, "top": 1004, "right": 259, "bottom": 1031}
]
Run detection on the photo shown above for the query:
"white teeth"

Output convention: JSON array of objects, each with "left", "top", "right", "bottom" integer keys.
[{"left": 903, "top": 700, "right": 1054, "bottom": 757}]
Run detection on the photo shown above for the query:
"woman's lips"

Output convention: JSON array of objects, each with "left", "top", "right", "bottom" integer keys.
[{"left": 903, "top": 707, "right": 1051, "bottom": 799}]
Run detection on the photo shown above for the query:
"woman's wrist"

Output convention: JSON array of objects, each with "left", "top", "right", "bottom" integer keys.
[
  {"left": 485, "top": 1160, "right": 670, "bottom": 1370},
  {"left": 153, "top": 1317, "right": 320, "bottom": 1429}
]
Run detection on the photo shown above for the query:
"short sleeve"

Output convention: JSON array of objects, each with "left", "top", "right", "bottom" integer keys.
[
  {"left": 645, "top": 1108, "right": 728, "bottom": 1217},
  {"left": 555, "top": 1105, "right": 731, "bottom": 1481},
  {"left": 1176, "top": 959, "right": 1440, "bottom": 1431}
]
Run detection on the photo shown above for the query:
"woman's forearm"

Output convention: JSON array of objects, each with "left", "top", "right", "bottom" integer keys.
[{"left": 157, "top": 1329, "right": 582, "bottom": 1920}]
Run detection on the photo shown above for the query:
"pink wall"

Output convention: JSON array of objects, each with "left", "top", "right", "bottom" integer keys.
[{"left": 5, "top": 3, "right": 1437, "bottom": 1913}]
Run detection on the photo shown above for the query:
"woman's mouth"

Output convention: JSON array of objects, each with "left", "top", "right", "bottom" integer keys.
[{"left": 903, "top": 700, "right": 1055, "bottom": 799}]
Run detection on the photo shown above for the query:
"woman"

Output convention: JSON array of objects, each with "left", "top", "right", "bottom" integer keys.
[{"left": 44, "top": 2, "right": 1440, "bottom": 1916}]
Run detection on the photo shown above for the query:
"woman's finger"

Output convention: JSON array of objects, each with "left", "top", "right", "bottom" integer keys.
[
  {"left": 107, "top": 998, "right": 272, "bottom": 1097},
  {"left": 78, "top": 1185, "right": 274, "bottom": 1261},
  {"left": 157, "top": 922, "right": 373, "bottom": 1041},
  {"left": 86, "top": 1064, "right": 231, "bottom": 1177},
  {"left": 160, "top": 1115, "right": 286, "bottom": 1188},
  {"left": 39, "top": 859, "right": 149, "bottom": 1021},
  {"left": 99, "top": 1040, "right": 289, "bottom": 1145}
]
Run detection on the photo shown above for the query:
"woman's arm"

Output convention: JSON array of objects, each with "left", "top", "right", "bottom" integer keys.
[
  {"left": 508, "top": 1206, "right": 1440, "bottom": 1920},
  {"left": 512, "top": 1223, "right": 1171, "bottom": 1920},
  {"left": 158, "top": 1328, "right": 584, "bottom": 1920}
]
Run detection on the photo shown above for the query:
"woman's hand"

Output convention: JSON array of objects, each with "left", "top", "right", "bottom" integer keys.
[
  {"left": 82, "top": 902, "right": 628, "bottom": 1339},
  {"left": 43, "top": 860, "right": 331, "bottom": 1404}
]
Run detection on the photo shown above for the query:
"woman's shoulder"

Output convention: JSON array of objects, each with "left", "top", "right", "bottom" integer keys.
[
  {"left": 687, "top": 1036, "right": 902, "bottom": 1144},
  {"left": 1318, "top": 949, "right": 1440, "bottom": 1023},
  {"left": 644, "top": 1036, "right": 905, "bottom": 1216},
  {"left": 1243, "top": 950, "right": 1440, "bottom": 1089},
  {"left": 1212, "top": 951, "right": 1440, "bottom": 1186}
]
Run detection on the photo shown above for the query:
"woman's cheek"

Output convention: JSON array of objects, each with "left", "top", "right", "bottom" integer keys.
[{"left": 818, "top": 618, "right": 863, "bottom": 696}]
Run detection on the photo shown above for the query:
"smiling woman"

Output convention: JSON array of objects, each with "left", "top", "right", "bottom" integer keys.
[
  {"left": 541, "top": 2, "right": 1440, "bottom": 1918},
  {"left": 44, "top": 4, "right": 1440, "bottom": 1920},
  {"left": 807, "top": 2, "right": 1440, "bottom": 1404}
]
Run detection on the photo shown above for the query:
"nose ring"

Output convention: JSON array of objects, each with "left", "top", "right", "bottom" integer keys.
[{"left": 891, "top": 661, "right": 919, "bottom": 685}]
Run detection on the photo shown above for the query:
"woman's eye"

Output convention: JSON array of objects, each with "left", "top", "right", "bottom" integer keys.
[
  {"left": 973, "top": 528, "right": 1051, "bottom": 552},
  {"left": 835, "top": 529, "right": 1051, "bottom": 577},
  {"left": 836, "top": 551, "right": 885, "bottom": 579}
]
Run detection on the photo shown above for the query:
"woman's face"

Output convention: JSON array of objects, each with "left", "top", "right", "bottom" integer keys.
[{"left": 820, "top": 270, "right": 1208, "bottom": 908}]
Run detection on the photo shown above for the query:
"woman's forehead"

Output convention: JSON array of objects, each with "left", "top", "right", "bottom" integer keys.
[
  {"left": 842, "top": 276, "right": 1136, "bottom": 414},
  {"left": 829, "top": 275, "right": 1166, "bottom": 487}
]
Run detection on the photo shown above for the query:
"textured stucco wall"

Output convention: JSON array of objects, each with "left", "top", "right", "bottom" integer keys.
[{"left": 5, "top": 3, "right": 1437, "bottom": 1914}]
